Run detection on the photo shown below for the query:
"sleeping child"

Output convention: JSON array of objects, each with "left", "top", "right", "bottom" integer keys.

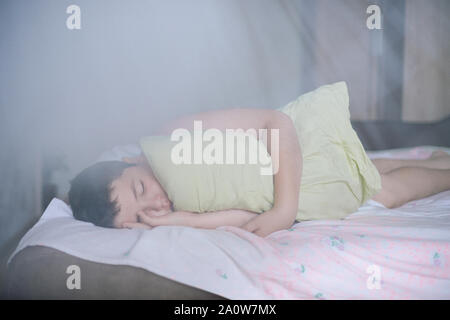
[{"left": 68, "top": 82, "right": 450, "bottom": 237}]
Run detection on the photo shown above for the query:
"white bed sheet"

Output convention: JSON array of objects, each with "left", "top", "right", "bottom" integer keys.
[{"left": 8, "top": 145, "right": 450, "bottom": 299}]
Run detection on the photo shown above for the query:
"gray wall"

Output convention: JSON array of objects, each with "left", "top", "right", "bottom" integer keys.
[
  {"left": 0, "top": 0, "right": 303, "bottom": 250},
  {"left": 0, "top": 0, "right": 304, "bottom": 192}
]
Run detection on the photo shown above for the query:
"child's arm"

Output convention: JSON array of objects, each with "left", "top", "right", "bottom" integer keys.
[
  {"left": 240, "top": 113, "right": 302, "bottom": 236},
  {"left": 194, "top": 210, "right": 259, "bottom": 229},
  {"left": 130, "top": 209, "right": 259, "bottom": 229},
  {"left": 158, "top": 108, "right": 303, "bottom": 237}
]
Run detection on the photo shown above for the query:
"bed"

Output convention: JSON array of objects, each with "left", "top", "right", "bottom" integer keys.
[{"left": 6, "top": 145, "right": 450, "bottom": 299}]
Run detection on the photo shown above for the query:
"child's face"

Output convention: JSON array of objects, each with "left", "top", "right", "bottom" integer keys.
[{"left": 110, "top": 161, "right": 173, "bottom": 228}]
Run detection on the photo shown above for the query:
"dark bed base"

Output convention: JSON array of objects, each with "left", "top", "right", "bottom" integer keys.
[{"left": 6, "top": 246, "right": 225, "bottom": 299}]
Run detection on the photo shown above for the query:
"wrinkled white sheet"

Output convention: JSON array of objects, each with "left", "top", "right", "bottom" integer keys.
[{"left": 9, "top": 146, "right": 450, "bottom": 299}]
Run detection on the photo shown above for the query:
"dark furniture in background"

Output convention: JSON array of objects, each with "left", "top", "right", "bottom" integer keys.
[{"left": 351, "top": 116, "right": 450, "bottom": 150}]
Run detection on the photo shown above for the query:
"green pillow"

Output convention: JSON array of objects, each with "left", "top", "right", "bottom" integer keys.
[
  {"left": 140, "top": 132, "right": 274, "bottom": 213},
  {"left": 140, "top": 81, "right": 382, "bottom": 220},
  {"left": 277, "top": 81, "right": 381, "bottom": 220}
]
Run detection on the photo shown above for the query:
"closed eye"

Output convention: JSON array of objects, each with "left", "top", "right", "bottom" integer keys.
[{"left": 140, "top": 181, "right": 145, "bottom": 195}]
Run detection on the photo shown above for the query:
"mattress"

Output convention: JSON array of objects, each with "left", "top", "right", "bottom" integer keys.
[{"left": 6, "top": 145, "right": 450, "bottom": 299}]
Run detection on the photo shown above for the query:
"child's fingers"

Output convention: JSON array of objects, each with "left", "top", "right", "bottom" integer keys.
[
  {"left": 241, "top": 220, "right": 259, "bottom": 233},
  {"left": 138, "top": 212, "right": 168, "bottom": 226}
]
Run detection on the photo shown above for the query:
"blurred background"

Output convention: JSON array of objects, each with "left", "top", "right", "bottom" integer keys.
[{"left": 0, "top": 0, "right": 449, "bottom": 293}]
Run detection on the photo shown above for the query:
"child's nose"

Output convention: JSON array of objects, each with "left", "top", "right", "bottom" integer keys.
[
  {"left": 158, "top": 196, "right": 171, "bottom": 210},
  {"left": 161, "top": 196, "right": 170, "bottom": 206}
]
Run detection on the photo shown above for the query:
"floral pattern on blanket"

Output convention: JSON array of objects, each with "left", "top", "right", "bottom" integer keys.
[
  {"left": 217, "top": 214, "right": 450, "bottom": 299},
  {"left": 212, "top": 146, "right": 450, "bottom": 299}
]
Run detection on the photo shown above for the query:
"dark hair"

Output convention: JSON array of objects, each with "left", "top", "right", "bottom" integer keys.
[{"left": 68, "top": 161, "right": 135, "bottom": 228}]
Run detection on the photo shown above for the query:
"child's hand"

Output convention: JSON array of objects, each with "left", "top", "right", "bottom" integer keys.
[
  {"left": 145, "top": 209, "right": 172, "bottom": 217},
  {"left": 240, "top": 208, "right": 294, "bottom": 237},
  {"left": 137, "top": 210, "right": 196, "bottom": 227}
]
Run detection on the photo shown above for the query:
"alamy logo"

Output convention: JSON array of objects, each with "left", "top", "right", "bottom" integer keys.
[
  {"left": 66, "top": 265, "right": 81, "bottom": 290},
  {"left": 66, "top": 5, "right": 81, "bottom": 30},
  {"left": 170, "top": 121, "right": 279, "bottom": 175},
  {"left": 366, "top": 5, "right": 382, "bottom": 30},
  {"left": 366, "top": 264, "right": 381, "bottom": 290}
]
